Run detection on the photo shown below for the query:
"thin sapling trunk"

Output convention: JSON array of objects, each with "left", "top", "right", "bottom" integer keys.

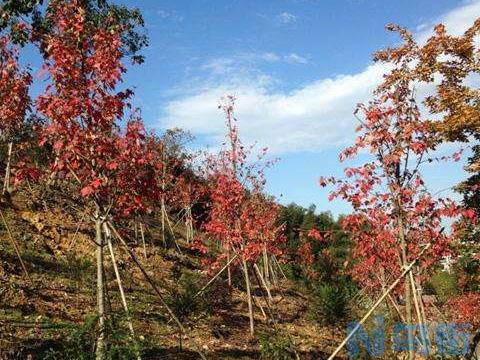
[
  {"left": 3, "top": 141, "right": 12, "bottom": 194},
  {"left": 104, "top": 223, "right": 141, "bottom": 360},
  {"left": 95, "top": 214, "right": 106, "bottom": 360},
  {"left": 241, "top": 256, "right": 254, "bottom": 336}
]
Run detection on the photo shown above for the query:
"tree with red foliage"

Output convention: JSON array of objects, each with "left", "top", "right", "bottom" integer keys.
[
  {"left": 36, "top": 1, "right": 155, "bottom": 357},
  {"left": 158, "top": 129, "right": 195, "bottom": 247},
  {"left": 447, "top": 291, "right": 480, "bottom": 358},
  {"left": 201, "top": 96, "right": 284, "bottom": 335},
  {"left": 321, "top": 66, "right": 466, "bottom": 358},
  {"left": 137, "top": 128, "right": 194, "bottom": 248},
  {"left": 172, "top": 173, "right": 205, "bottom": 243},
  {"left": 373, "top": 21, "right": 480, "bottom": 355},
  {"left": 449, "top": 292, "right": 480, "bottom": 328},
  {"left": 0, "top": 35, "right": 32, "bottom": 194},
  {"left": 295, "top": 227, "right": 330, "bottom": 280},
  {"left": 110, "top": 120, "right": 160, "bottom": 218}
]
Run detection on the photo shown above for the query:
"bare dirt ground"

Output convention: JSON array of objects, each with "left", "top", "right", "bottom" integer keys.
[{"left": 0, "top": 191, "right": 347, "bottom": 359}]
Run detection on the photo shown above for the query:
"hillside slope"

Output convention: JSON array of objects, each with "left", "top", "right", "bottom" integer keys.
[{"left": 0, "top": 190, "right": 344, "bottom": 360}]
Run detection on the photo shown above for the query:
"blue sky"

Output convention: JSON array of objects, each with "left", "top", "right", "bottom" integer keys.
[{"left": 26, "top": 0, "right": 480, "bottom": 216}]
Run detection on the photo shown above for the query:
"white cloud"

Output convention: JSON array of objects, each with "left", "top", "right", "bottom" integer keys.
[
  {"left": 416, "top": 0, "right": 480, "bottom": 42},
  {"left": 284, "top": 53, "right": 309, "bottom": 64},
  {"left": 200, "top": 51, "right": 310, "bottom": 72},
  {"left": 261, "top": 52, "right": 281, "bottom": 62},
  {"left": 161, "top": 64, "right": 388, "bottom": 153},
  {"left": 276, "top": 12, "right": 298, "bottom": 25},
  {"left": 200, "top": 57, "right": 236, "bottom": 75},
  {"left": 156, "top": 9, "right": 184, "bottom": 22},
  {"left": 260, "top": 52, "right": 310, "bottom": 64},
  {"left": 157, "top": 10, "right": 170, "bottom": 19},
  {"left": 158, "top": 0, "right": 480, "bottom": 155}
]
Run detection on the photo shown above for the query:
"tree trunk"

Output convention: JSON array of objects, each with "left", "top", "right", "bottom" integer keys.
[
  {"left": 185, "top": 206, "right": 193, "bottom": 243},
  {"left": 3, "top": 142, "right": 13, "bottom": 194},
  {"left": 269, "top": 261, "right": 278, "bottom": 288},
  {"left": 104, "top": 224, "right": 140, "bottom": 360},
  {"left": 227, "top": 251, "right": 232, "bottom": 287},
  {"left": 398, "top": 213, "right": 414, "bottom": 360},
  {"left": 134, "top": 221, "right": 138, "bottom": 243},
  {"left": 404, "top": 268, "right": 414, "bottom": 360},
  {"left": 241, "top": 256, "right": 254, "bottom": 336},
  {"left": 188, "top": 207, "right": 193, "bottom": 243},
  {"left": 95, "top": 215, "right": 106, "bottom": 360},
  {"left": 161, "top": 151, "right": 167, "bottom": 248},
  {"left": 161, "top": 197, "right": 167, "bottom": 247},
  {"left": 263, "top": 247, "right": 270, "bottom": 286},
  {"left": 410, "top": 270, "right": 429, "bottom": 356},
  {"left": 139, "top": 222, "right": 147, "bottom": 259}
]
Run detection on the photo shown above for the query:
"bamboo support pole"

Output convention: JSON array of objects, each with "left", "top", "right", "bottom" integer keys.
[
  {"left": 193, "top": 253, "right": 238, "bottom": 300},
  {"left": 326, "top": 243, "right": 431, "bottom": 360},
  {"left": 253, "top": 263, "right": 273, "bottom": 302},
  {"left": 107, "top": 222, "right": 207, "bottom": 360},
  {"left": 409, "top": 270, "right": 429, "bottom": 356},
  {"left": 0, "top": 209, "right": 31, "bottom": 282}
]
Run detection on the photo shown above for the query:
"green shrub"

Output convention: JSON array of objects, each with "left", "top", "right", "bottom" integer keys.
[
  {"left": 166, "top": 269, "right": 232, "bottom": 321},
  {"left": 166, "top": 271, "right": 205, "bottom": 320},
  {"left": 258, "top": 332, "right": 296, "bottom": 360},
  {"left": 426, "top": 271, "right": 459, "bottom": 303},
  {"left": 43, "top": 314, "right": 143, "bottom": 360},
  {"left": 310, "top": 283, "right": 349, "bottom": 325},
  {"left": 43, "top": 315, "right": 97, "bottom": 360},
  {"left": 64, "top": 253, "right": 93, "bottom": 282}
]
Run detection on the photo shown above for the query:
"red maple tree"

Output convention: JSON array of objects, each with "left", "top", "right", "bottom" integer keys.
[
  {"left": 35, "top": 1, "right": 155, "bottom": 356},
  {"left": 0, "top": 35, "right": 32, "bottom": 193},
  {"left": 200, "top": 96, "right": 284, "bottom": 335},
  {"left": 320, "top": 56, "right": 466, "bottom": 357}
]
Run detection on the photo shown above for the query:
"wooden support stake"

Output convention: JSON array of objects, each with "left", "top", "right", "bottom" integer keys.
[
  {"left": 104, "top": 224, "right": 141, "bottom": 360},
  {"left": 409, "top": 270, "right": 429, "bottom": 357},
  {"left": 163, "top": 206, "right": 182, "bottom": 254},
  {"left": 0, "top": 209, "right": 31, "bottom": 283},
  {"left": 253, "top": 263, "right": 273, "bottom": 303},
  {"left": 193, "top": 253, "right": 238, "bottom": 300},
  {"left": 251, "top": 295, "right": 267, "bottom": 320},
  {"left": 326, "top": 243, "right": 431, "bottom": 360},
  {"left": 107, "top": 222, "right": 207, "bottom": 360},
  {"left": 66, "top": 214, "right": 85, "bottom": 252}
]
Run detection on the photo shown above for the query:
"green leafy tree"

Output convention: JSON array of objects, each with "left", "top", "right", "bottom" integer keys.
[{"left": 0, "top": 0, "right": 148, "bottom": 63}]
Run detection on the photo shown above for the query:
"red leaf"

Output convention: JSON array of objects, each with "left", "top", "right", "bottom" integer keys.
[
  {"left": 91, "top": 178, "right": 102, "bottom": 188},
  {"left": 54, "top": 140, "right": 63, "bottom": 150},
  {"left": 81, "top": 186, "right": 94, "bottom": 197},
  {"left": 106, "top": 161, "right": 118, "bottom": 170},
  {"left": 464, "top": 208, "right": 476, "bottom": 220}
]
